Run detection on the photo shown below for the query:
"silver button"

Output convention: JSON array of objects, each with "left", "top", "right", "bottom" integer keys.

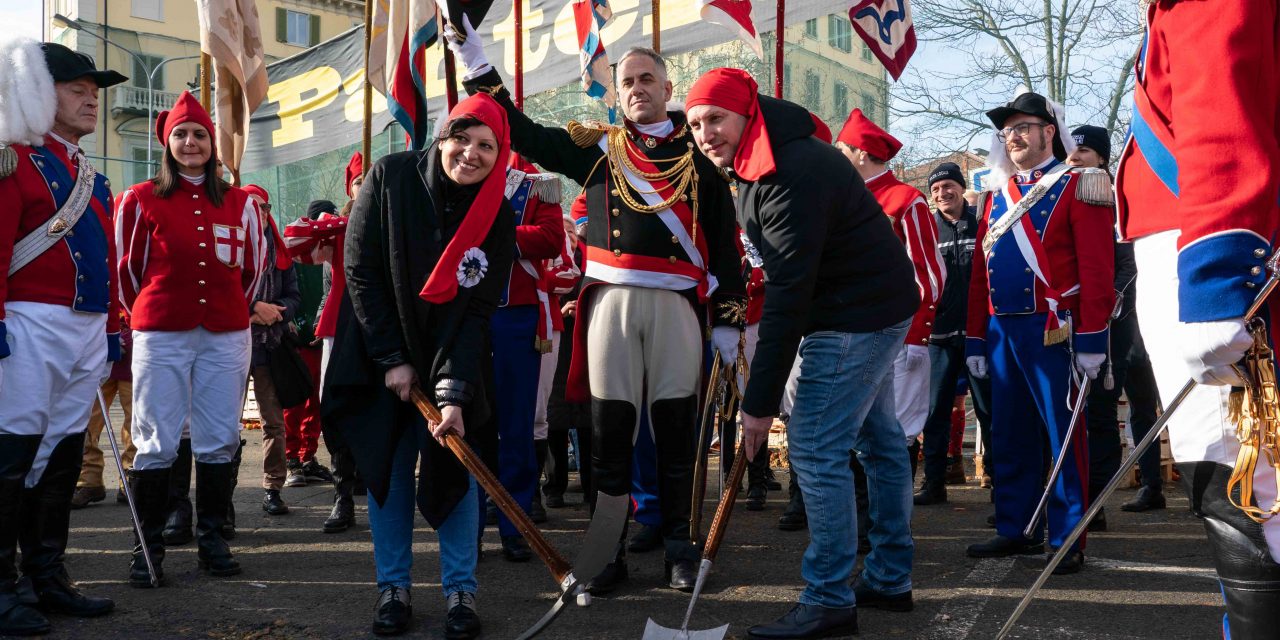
[
  {"left": 1024, "top": 288, "right": 1031, "bottom": 293},
  {"left": 198, "top": 280, "right": 206, "bottom": 286},
  {"left": 192, "top": 194, "right": 199, "bottom": 199},
  {"left": 199, "top": 298, "right": 207, "bottom": 304},
  {"left": 66, "top": 230, "right": 74, "bottom": 237},
  {"left": 73, "top": 251, "right": 81, "bottom": 259},
  {"left": 990, "top": 287, "right": 996, "bottom": 293},
  {"left": 1025, "top": 267, "right": 1032, "bottom": 273},
  {"left": 51, "top": 181, "right": 59, "bottom": 190},
  {"left": 199, "top": 261, "right": 206, "bottom": 267},
  {"left": 1255, "top": 249, "right": 1266, "bottom": 258},
  {"left": 1251, "top": 266, "right": 1263, "bottom": 276},
  {"left": 199, "top": 243, "right": 206, "bottom": 248},
  {"left": 35, "top": 160, "right": 44, "bottom": 168},
  {"left": 76, "top": 296, "right": 83, "bottom": 303},
  {"left": 194, "top": 210, "right": 202, "bottom": 215},
  {"left": 198, "top": 226, "right": 205, "bottom": 231},
  {"left": 78, "top": 275, "right": 86, "bottom": 282},
  {"left": 1247, "top": 282, "right": 1258, "bottom": 288},
  {"left": 1049, "top": 194, "right": 1056, "bottom": 200}
]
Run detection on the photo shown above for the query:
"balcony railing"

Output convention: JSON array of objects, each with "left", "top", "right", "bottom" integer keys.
[{"left": 111, "top": 85, "right": 184, "bottom": 116}]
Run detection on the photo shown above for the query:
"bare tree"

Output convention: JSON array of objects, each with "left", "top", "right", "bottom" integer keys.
[{"left": 893, "top": 0, "right": 1142, "bottom": 164}]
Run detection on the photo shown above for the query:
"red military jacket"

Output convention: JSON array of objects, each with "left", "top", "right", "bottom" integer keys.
[
  {"left": 116, "top": 178, "right": 263, "bottom": 332},
  {"left": 866, "top": 170, "right": 945, "bottom": 346},
  {"left": 503, "top": 167, "right": 565, "bottom": 310},
  {"left": 0, "top": 137, "right": 121, "bottom": 359},
  {"left": 965, "top": 159, "right": 1116, "bottom": 357},
  {"left": 1115, "top": 0, "right": 1279, "bottom": 323}
]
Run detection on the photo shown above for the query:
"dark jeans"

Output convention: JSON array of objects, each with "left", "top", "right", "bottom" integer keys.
[
  {"left": 1085, "top": 311, "right": 1162, "bottom": 497},
  {"left": 921, "top": 339, "right": 992, "bottom": 484}
]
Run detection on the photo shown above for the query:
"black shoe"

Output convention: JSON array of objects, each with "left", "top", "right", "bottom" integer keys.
[
  {"left": 30, "top": 570, "right": 113, "bottom": 617},
  {"left": 584, "top": 560, "right": 629, "bottom": 595},
  {"left": 445, "top": 591, "right": 481, "bottom": 639},
  {"left": 1121, "top": 486, "right": 1167, "bottom": 512},
  {"left": 544, "top": 494, "right": 566, "bottom": 509},
  {"left": 262, "top": 490, "right": 289, "bottom": 515},
  {"left": 284, "top": 460, "right": 306, "bottom": 488},
  {"left": 1051, "top": 550, "right": 1085, "bottom": 575},
  {"left": 747, "top": 603, "right": 858, "bottom": 639},
  {"left": 746, "top": 483, "right": 767, "bottom": 511},
  {"left": 195, "top": 462, "right": 241, "bottom": 577},
  {"left": 627, "top": 524, "right": 663, "bottom": 553},
  {"left": 913, "top": 481, "right": 947, "bottom": 506},
  {"left": 372, "top": 586, "right": 411, "bottom": 636},
  {"left": 69, "top": 486, "right": 106, "bottom": 509},
  {"left": 302, "top": 460, "right": 334, "bottom": 484},
  {"left": 853, "top": 578, "right": 914, "bottom": 612},
  {"left": 501, "top": 535, "right": 532, "bottom": 562},
  {"left": 666, "top": 559, "right": 698, "bottom": 592},
  {"left": 530, "top": 494, "right": 547, "bottom": 524},
  {"left": 324, "top": 491, "right": 355, "bottom": 533},
  {"left": 1087, "top": 508, "right": 1107, "bottom": 532},
  {"left": 966, "top": 535, "right": 1044, "bottom": 558},
  {"left": 0, "top": 592, "right": 50, "bottom": 637}
]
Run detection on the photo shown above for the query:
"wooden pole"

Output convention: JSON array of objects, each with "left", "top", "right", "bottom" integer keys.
[
  {"left": 774, "top": 0, "right": 784, "bottom": 98},
  {"left": 444, "top": 49, "right": 460, "bottom": 110},
  {"left": 514, "top": 0, "right": 523, "bottom": 108},
  {"left": 362, "top": 0, "right": 373, "bottom": 174},
  {"left": 199, "top": 52, "right": 212, "bottom": 110},
  {"left": 652, "top": 0, "right": 661, "bottom": 53}
]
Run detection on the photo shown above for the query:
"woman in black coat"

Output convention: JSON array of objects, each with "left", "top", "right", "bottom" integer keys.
[{"left": 321, "top": 93, "right": 515, "bottom": 638}]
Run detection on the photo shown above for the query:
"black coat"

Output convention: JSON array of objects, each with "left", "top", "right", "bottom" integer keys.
[
  {"left": 321, "top": 144, "right": 515, "bottom": 528},
  {"left": 736, "top": 96, "right": 918, "bottom": 417}
]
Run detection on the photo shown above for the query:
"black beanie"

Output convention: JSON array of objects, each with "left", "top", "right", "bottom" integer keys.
[
  {"left": 306, "top": 199, "right": 338, "bottom": 220},
  {"left": 1071, "top": 125, "right": 1111, "bottom": 163},
  {"left": 927, "top": 162, "right": 966, "bottom": 190}
]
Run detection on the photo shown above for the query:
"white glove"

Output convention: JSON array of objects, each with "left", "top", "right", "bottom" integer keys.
[
  {"left": 712, "top": 327, "right": 742, "bottom": 367},
  {"left": 1178, "top": 319, "right": 1253, "bottom": 386},
  {"left": 966, "top": 355, "right": 988, "bottom": 379},
  {"left": 444, "top": 15, "right": 492, "bottom": 81},
  {"left": 905, "top": 344, "right": 929, "bottom": 371},
  {"left": 1074, "top": 352, "right": 1106, "bottom": 381}
]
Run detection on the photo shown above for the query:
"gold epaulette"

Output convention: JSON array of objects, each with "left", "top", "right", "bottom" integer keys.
[
  {"left": 0, "top": 144, "right": 17, "bottom": 179},
  {"left": 567, "top": 120, "right": 610, "bottom": 148},
  {"left": 1072, "top": 167, "right": 1114, "bottom": 207},
  {"left": 530, "top": 175, "right": 562, "bottom": 204}
]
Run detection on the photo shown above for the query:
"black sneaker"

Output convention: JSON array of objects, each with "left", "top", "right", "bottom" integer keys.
[
  {"left": 302, "top": 460, "right": 335, "bottom": 484},
  {"left": 445, "top": 591, "right": 480, "bottom": 639},
  {"left": 853, "top": 578, "right": 914, "bottom": 612},
  {"left": 285, "top": 460, "right": 306, "bottom": 488},
  {"left": 372, "top": 586, "right": 411, "bottom": 636},
  {"left": 262, "top": 490, "right": 289, "bottom": 515}
]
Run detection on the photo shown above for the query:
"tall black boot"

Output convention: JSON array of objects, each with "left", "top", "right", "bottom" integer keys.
[
  {"left": 1180, "top": 461, "right": 1280, "bottom": 638},
  {"left": 650, "top": 397, "right": 699, "bottom": 562},
  {"left": 584, "top": 398, "right": 638, "bottom": 594},
  {"left": 324, "top": 422, "right": 357, "bottom": 533},
  {"left": 18, "top": 433, "right": 113, "bottom": 617},
  {"left": 126, "top": 467, "right": 170, "bottom": 588},
  {"left": 223, "top": 439, "right": 245, "bottom": 540},
  {"left": 194, "top": 462, "right": 241, "bottom": 577},
  {"left": 162, "top": 439, "right": 193, "bottom": 546},
  {"left": 0, "top": 435, "right": 50, "bottom": 636},
  {"left": 531, "top": 440, "right": 548, "bottom": 524},
  {"left": 777, "top": 459, "right": 807, "bottom": 531},
  {"left": 746, "top": 442, "right": 770, "bottom": 511}
]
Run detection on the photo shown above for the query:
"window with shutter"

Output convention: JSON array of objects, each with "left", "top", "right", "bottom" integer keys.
[
  {"left": 309, "top": 14, "right": 321, "bottom": 46},
  {"left": 283, "top": 10, "right": 314, "bottom": 47},
  {"left": 131, "top": 0, "right": 163, "bottom": 21},
  {"left": 276, "top": 8, "right": 287, "bottom": 43}
]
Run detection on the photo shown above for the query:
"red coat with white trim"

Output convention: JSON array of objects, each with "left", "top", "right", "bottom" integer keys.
[
  {"left": 502, "top": 169, "right": 564, "bottom": 309},
  {"left": 965, "top": 160, "right": 1116, "bottom": 358},
  {"left": 116, "top": 179, "right": 264, "bottom": 332},
  {"left": 0, "top": 138, "right": 121, "bottom": 359},
  {"left": 1115, "top": 0, "right": 1279, "bottom": 323},
  {"left": 866, "top": 170, "right": 945, "bottom": 346}
]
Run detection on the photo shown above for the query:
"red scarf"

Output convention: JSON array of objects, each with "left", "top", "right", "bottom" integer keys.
[
  {"left": 419, "top": 93, "right": 512, "bottom": 304},
  {"left": 685, "top": 67, "right": 776, "bottom": 181}
]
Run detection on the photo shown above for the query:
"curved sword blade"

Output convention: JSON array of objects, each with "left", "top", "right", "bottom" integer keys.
[{"left": 575, "top": 491, "right": 630, "bottom": 582}]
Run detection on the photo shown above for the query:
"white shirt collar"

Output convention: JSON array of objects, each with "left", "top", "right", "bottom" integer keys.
[
  {"left": 47, "top": 131, "right": 80, "bottom": 160},
  {"left": 632, "top": 119, "right": 674, "bottom": 138},
  {"left": 1015, "top": 155, "right": 1057, "bottom": 181},
  {"left": 181, "top": 173, "right": 206, "bottom": 186},
  {"left": 863, "top": 169, "right": 889, "bottom": 185}
]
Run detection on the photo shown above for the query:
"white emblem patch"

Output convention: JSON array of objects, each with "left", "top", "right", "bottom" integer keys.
[
  {"left": 457, "top": 247, "right": 488, "bottom": 288},
  {"left": 213, "top": 224, "right": 245, "bottom": 268}
]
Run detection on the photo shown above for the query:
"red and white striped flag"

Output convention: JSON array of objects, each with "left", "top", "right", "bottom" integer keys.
[
  {"left": 849, "top": 0, "right": 918, "bottom": 81},
  {"left": 699, "top": 0, "right": 762, "bottom": 59}
]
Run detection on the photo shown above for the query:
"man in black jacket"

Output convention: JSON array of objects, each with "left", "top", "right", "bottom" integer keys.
[
  {"left": 447, "top": 20, "right": 746, "bottom": 593},
  {"left": 686, "top": 68, "right": 918, "bottom": 640}
]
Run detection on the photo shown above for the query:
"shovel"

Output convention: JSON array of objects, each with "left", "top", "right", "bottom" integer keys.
[
  {"left": 643, "top": 437, "right": 749, "bottom": 640},
  {"left": 408, "top": 387, "right": 628, "bottom": 639}
]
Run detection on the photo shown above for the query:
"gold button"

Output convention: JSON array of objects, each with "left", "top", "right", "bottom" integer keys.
[
  {"left": 671, "top": 236, "right": 679, "bottom": 244},
  {"left": 1255, "top": 248, "right": 1266, "bottom": 258},
  {"left": 611, "top": 208, "right": 620, "bottom": 217},
  {"left": 668, "top": 256, "right": 677, "bottom": 264},
  {"left": 612, "top": 229, "right": 621, "bottom": 238},
  {"left": 199, "top": 242, "right": 207, "bottom": 248},
  {"left": 198, "top": 298, "right": 207, "bottom": 304},
  {"left": 51, "top": 181, "right": 59, "bottom": 190},
  {"left": 611, "top": 189, "right": 620, "bottom": 197},
  {"left": 1251, "top": 266, "right": 1263, "bottom": 276},
  {"left": 613, "top": 249, "right": 622, "bottom": 257},
  {"left": 679, "top": 194, "right": 688, "bottom": 202},
  {"left": 198, "top": 226, "right": 205, "bottom": 231}
]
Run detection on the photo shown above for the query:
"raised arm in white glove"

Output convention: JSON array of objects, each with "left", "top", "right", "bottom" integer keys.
[
  {"left": 712, "top": 326, "right": 742, "bottom": 367},
  {"left": 444, "top": 15, "right": 492, "bottom": 81},
  {"left": 1074, "top": 352, "right": 1106, "bottom": 381},
  {"left": 1178, "top": 319, "right": 1252, "bottom": 386},
  {"left": 966, "top": 355, "right": 988, "bottom": 379}
]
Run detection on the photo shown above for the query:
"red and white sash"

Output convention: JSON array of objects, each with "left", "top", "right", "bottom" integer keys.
[{"left": 997, "top": 173, "right": 1077, "bottom": 344}]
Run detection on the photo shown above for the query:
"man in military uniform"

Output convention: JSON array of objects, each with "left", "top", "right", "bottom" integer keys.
[
  {"left": 0, "top": 39, "right": 124, "bottom": 635},
  {"left": 447, "top": 22, "right": 746, "bottom": 592},
  {"left": 964, "top": 91, "right": 1115, "bottom": 575}
]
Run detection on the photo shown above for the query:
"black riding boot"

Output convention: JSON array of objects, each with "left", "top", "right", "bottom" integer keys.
[
  {"left": 746, "top": 442, "right": 770, "bottom": 511},
  {"left": 585, "top": 398, "right": 639, "bottom": 594},
  {"left": 195, "top": 462, "right": 241, "bottom": 576},
  {"left": 162, "top": 439, "right": 193, "bottom": 546},
  {"left": 223, "top": 439, "right": 245, "bottom": 540},
  {"left": 18, "top": 433, "right": 113, "bottom": 617},
  {"left": 126, "top": 467, "right": 169, "bottom": 587},
  {"left": 1180, "top": 461, "right": 1280, "bottom": 639},
  {"left": 0, "top": 435, "right": 50, "bottom": 636},
  {"left": 324, "top": 422, "right": 358, "bottom": 533}
]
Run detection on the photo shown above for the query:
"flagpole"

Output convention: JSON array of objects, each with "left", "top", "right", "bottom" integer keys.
[
  {"left": 199, "top": 52, "right": 211, "bottom": 110},
  {"left": 774, "top": 0, "right": 784, "bottom": 98},
  {"left": 362, "top": 0, "right": 373, "bottom": 176},
  {"left": 652, "top": 0, "right": 660, "bottom": 53},
  {"left": 514, "top": 0, "right": 524, "bottom": 107}
]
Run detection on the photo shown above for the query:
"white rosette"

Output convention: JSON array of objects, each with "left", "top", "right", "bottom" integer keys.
[{"left": 456, "top": 247, "right": 488, "bottom": 288}]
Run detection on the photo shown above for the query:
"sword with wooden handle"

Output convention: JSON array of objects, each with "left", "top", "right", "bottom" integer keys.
[{"left": 96, "top": 389, "right": 158, "bottom": 588}]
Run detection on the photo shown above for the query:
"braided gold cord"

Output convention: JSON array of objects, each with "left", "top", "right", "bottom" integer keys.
[{"left": 603, "top": 127, "right": 702, "bottom": 248}]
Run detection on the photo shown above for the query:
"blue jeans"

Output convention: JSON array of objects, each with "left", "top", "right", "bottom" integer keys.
[
  {"left": 368, "top": 424, "right": 479, "bottom": 598},
  {"left": 789, "top": 319, "right": 912, "bottom": 608}
]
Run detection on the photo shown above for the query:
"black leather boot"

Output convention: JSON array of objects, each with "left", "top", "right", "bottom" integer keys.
[
  {"left": 162, "top": 439, "right": 193, "bottom": 546},
  {"left": 127, "top": 467, "right": 170, "bottom": 588},
  {"left": 1180, "top": 461, "right": 1280, "bottom": 638},
  {"left": 0, "top": 435, "right": 51, "bottom": 636},
  {"left": 650, "top": 396, "right": 699, "bottom": 568},
  {"left": 585, "top": 398, "right": 638, "bottom": 595},
  {"left": 777, "top": 462, "right": 807, "bottom": 531},
  {"left": 913, "top": 479, "right": 947, "bottom": 506},
  {"left": 195, "top": 462, "right": 241, "bottom": 577},
  {"left": 324, "top": 483, "right": 355, "bottom": 533},
  {"left": 746, "top": 443, "right": 769, "bottom": 511},
  {"left": 18, "top": 433, "right": 113, "bottom": 617},
  {"left": 223, "top": 439, "right": 245, "bottom": 540}
]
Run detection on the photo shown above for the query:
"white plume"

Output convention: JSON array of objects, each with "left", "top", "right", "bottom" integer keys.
[{"left": 0, "top": 37, "right": 56, "bottom": 146}]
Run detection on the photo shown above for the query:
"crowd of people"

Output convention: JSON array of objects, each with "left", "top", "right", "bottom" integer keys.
[{"left": 2, "top": 2, "right": 1278, "bottom": 638}]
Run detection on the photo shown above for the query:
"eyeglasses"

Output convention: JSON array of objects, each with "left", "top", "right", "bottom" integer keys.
[{"left": 996, "top": 121, "right": 1049, "bottom": 141}]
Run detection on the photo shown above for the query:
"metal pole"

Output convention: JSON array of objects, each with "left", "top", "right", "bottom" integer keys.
[
  {"left": 362, "top": 0, "right": 373, "bottom": 175},
  {"left": 96, "top": 390, "right": 159, "bottom": 588},
  {"left": 652, "top": 0, "right": 661, "bottom": 53},
  {"left": 514, "top": 0, "right": 524, "bottom": 108},
  {"left": 774, "top": 0, "right": 785, "bottom": 98}
]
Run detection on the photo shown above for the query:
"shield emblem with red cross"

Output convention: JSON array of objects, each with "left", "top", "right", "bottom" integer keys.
[{"left": 213, "top": 224, "right": 245, "bottom": 268}]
